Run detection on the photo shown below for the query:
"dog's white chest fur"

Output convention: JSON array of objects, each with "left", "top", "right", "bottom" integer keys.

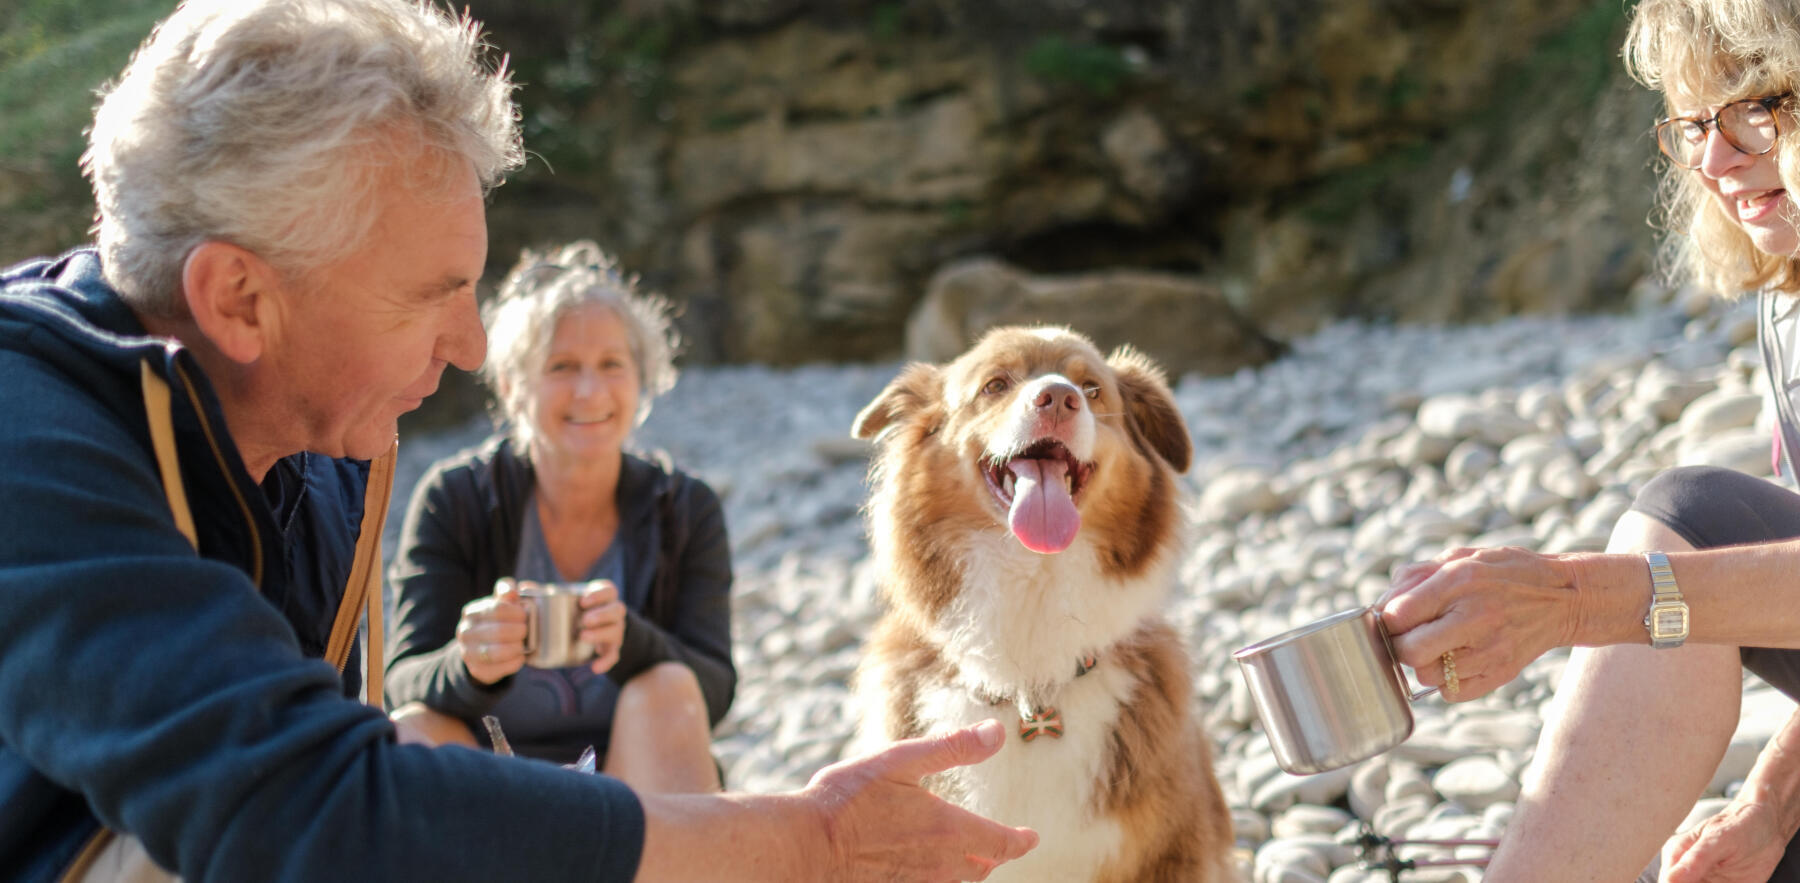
[
  {"left": 857, "top": 534, "right": 1172, "bottom": 881},
  {"left": 940, "top": 534, "right": 1167, "bottom": 696},
  {"left": 915, "top": 664, "right": 1138, "bottom": 880}
]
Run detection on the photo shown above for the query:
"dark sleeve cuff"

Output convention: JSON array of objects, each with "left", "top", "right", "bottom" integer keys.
[{"left": 608, "top": 608, "right": 673, "bottom": 685}]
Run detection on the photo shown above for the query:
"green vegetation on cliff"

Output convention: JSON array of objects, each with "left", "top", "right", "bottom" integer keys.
[{"left": 1, "top": 0, "right": 174, "bottom": 261}]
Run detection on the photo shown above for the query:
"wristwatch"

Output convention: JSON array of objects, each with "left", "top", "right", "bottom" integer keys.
[{"left": 1643, "top": 551, "right": 1689, "bottom": 649}]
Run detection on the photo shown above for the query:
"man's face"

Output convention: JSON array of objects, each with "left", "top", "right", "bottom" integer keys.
[{"left": 259, "top": 146, "right": 488, "bottom": 462}]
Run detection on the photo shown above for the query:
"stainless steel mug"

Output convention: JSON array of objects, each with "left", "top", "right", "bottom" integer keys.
[
  {"left": 1232, "top": 606, "right": 1436, "bottom": 776},
  {"left": 516, "top": 582, "right": 594, "bottom": 669}
]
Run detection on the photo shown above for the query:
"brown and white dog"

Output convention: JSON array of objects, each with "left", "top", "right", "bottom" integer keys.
[{"left": 850, "top": 326, "right": 1232, "bottom": 882}]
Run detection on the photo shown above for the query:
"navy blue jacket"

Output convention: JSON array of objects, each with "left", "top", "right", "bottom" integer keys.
[{"left": 0, "top": 250, "right": 644, "bottom": 882}]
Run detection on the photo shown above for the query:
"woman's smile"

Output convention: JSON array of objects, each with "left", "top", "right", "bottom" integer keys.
[
  {"left": 1732, "top": 187, "right": 1789, "bottom": 222},
  {"left": 530, "top": 304, "right": 642, "bottom": 461}
]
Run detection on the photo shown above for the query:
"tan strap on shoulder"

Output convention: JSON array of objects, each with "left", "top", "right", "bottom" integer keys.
[
  {"left": 144, "top": 359, "right": 394, "bottom": 706},
  {"left": 326, "top": 439, "right": 396, "bottom": 708},
  {"left": 140, "top": 361, "right": 198, "bottom": 550}
]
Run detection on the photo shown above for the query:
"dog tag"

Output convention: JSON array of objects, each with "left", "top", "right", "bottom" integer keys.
[{"left": 1020, "top": 706, "right": 1064, "bottom": 741}]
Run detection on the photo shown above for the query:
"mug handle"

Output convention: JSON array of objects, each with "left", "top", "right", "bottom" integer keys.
[
  {"left": 521, "top": 599, "right": 538, "bottom": 657},
  {"left": 1373, "top": 606, "right": 1439, "bottom": 702}
]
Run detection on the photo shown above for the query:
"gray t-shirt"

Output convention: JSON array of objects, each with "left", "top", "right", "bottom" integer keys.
[{"left": 483, "top": 492, "right": 635, "bottom": 764}]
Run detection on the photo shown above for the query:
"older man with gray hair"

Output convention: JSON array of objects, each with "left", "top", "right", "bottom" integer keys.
[{"left": 0, "top": 1, "right": 1035, "bottom": 880}]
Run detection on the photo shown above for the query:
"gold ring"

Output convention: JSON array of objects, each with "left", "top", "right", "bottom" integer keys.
[
  {"left": 1442, "top": 651, "right": 1459, "bottom": 698},
  {"left": 477, "top": 644, "right": 491, "bottom": 663}
]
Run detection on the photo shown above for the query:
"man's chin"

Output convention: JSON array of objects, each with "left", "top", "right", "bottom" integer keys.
[{"left": 340, "top": 423, "right": 400, "bottom": 462}]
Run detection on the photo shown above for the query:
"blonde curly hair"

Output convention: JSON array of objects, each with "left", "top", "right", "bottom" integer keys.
[
  {"left": 481, "top": 241, "right": 681, "bottom": 454},
  {"left": 1626, "top": 0, "right": 1800, "bottom": 296}
]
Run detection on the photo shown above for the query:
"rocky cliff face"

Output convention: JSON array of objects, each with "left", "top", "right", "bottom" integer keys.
[
  {"left": 471, "top": 0, "right": 1660, "bottom": 366},
  {"left": 0, "top": 1, "right": 1663, "bottom": 374}
]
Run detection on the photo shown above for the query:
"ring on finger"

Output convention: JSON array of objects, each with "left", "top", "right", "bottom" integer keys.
[
  {"left": 1442, "top": 650, "right": 1459, "bottom": 698},
  {"left": 477, "top": 643, "right": 492, "bottom": 663}
]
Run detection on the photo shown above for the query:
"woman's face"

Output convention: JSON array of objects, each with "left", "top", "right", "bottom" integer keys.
[
  {"left": 1678, "top": 95, "right": 1800, "bottom": 257},
  {"left": 526, "top": 303, "right": 640, "bottom": 464}
]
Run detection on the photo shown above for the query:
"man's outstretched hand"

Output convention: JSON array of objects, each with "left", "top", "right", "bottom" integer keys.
[{"left": 806, "top": 719, "right": 1039, "bottom": 882}]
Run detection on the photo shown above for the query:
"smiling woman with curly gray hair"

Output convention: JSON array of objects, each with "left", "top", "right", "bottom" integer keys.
[
  {"left": 481, "top": 241, "right": 680, "bottom": 450},
  {"left": 386, "top": 240, "right": 736, "bottom": 797}
]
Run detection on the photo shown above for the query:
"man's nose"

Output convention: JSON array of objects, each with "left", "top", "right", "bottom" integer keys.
[{"left": 442, "top": 288, "right": 486, "bottom": 373}]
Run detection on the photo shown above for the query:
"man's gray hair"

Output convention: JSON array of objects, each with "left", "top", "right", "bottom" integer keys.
[
  {"left": 83, "top": 0, "right": 523, "bottom": 316},
  {"left": 483, "top": 241, "right": 681, "bottom": 453}
]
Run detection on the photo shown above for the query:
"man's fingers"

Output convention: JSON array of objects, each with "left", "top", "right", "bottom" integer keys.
[
  {"left": 950, "top": 806, "right": 1036, "bottom": 869},
  {"left": 881, "top": 720, "right": 1008, "bottom": 783}
]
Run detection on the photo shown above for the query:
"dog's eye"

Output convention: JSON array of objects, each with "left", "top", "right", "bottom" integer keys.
[
  {"left": 982, "top": 377, "right": 1009, "bottom": 395},
  {"left": 1082, "top": 382, "right": 1101, "bottom": 400}
]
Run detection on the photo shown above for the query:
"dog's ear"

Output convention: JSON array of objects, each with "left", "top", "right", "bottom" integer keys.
[
  {"left": 1107, "top": 345, "right": 1191, "bottom": 473},
  {"left": 853, "top": 362, "right": 943, "bottom": 441}
]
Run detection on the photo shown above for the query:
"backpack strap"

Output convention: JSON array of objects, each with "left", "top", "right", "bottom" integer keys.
[
  {"left": 142, "top": 359, "right": 392, "bottom": 707},
  {"left": 327, "top": 439, "right": 396, "bottom": 708},
  {"left": 140, "top": 361, "right": 197, "bottom": 549}
]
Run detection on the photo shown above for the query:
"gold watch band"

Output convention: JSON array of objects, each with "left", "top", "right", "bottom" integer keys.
[{"left": 1643, "top": 550, "right": 1689, "bottom": 649}]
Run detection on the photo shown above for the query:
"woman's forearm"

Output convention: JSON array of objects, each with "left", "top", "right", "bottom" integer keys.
[{"left": 1656, "top": 538, "right": 1800, "bottom": 648}]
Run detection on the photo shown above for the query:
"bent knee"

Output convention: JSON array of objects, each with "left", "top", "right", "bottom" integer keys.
[
  {"left": 1633, "top": 465, "right": 1800, "bottom": 549},
  {"left": 618, "top": 661, "right": 706, "bottom": 716},
  {"left": 390, "top": 702, "right": 478, "bottom": 747}
]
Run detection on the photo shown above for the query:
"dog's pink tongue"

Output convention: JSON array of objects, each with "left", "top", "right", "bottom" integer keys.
[{"left": 1008, "top": 458, "right": 1079, "bottom": 554}]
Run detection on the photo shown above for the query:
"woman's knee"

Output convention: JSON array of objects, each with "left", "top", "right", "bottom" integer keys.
[
  {"left": 1631, "top": 465, "right": 1800, "bottom": 549},
  {"left": 617, "top": 661, "right": 706, "bottom": 720},
  {"left": 389, "top": 702, "right": 479, "bottom": 747}
]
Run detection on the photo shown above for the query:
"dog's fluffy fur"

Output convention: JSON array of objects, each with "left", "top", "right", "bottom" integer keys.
[{"left": 850, "top": 326, "right": 1231, "bottom": 882}]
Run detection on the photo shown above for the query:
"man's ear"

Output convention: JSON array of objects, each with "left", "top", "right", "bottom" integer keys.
[{"left": 180, "top": 241, "right": 275, "bottom": 365}]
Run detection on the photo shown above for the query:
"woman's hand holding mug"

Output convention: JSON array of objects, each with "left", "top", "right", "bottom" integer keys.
[
  {"left": 457, "top": 577, "right": 528, "bottom": 684},
  {"left": 578, "top": 579, "right": 626, "bottom": 674},
  {"left": 1379, "top": 545, "right": 1587, "bottom": 702}
]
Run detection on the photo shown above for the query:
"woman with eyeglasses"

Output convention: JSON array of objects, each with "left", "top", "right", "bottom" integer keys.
[
  {"left": 383, "top": 241, "right": 734, "bottom": 793},
  {"left": 1378, "top": 1, "right": 1800, "bottom": 879}
]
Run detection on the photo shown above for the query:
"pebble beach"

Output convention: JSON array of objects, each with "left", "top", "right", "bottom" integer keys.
[{"left": 390, "top": 285, "right": 1789, "bottom": 882}]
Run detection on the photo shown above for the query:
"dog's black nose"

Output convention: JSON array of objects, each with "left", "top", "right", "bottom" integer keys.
[{"left": 1033, "top": 381, "right": 1082, "bottom": 417}]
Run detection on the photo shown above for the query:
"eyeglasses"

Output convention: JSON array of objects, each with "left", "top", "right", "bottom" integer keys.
[{"left": 1655, "top": 94, "right": 1790, "bottom": 169}]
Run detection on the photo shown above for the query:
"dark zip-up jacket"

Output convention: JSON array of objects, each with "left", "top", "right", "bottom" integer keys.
[
  {"left": 0, "top": 249, "right": 644, "bottom": 882},
  {"left": 384, "top": 436, "right": 736, "bottom": 760}
]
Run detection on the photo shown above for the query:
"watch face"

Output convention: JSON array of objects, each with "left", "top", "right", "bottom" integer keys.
[{"left": 1651, "top": 604, "right": 1689, "bottom": 639}]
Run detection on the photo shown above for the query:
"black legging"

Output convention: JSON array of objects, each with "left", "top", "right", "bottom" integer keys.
[{"left": 1632, "top": 465, "right": 1800, "bottom": 880}]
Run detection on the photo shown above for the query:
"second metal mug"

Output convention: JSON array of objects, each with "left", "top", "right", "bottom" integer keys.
[
  {"left": 1232, "top": 606, "right": 1436, "bottom": 776},
  {"left": 516, "top": 582, "right": 594, "bottom": 669}
]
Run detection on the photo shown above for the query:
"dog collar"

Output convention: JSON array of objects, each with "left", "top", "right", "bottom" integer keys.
[{"left": 999, "top": 653, "right": 1099, "bottom": 742}]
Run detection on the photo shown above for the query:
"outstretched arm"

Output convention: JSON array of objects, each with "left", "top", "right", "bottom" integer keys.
[
  {"left": 636, "top": 720, "right": 1038, "bottom": 882},
  {"left": 1380, "top": 541, "right": 1800, "bottom": 702}
]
